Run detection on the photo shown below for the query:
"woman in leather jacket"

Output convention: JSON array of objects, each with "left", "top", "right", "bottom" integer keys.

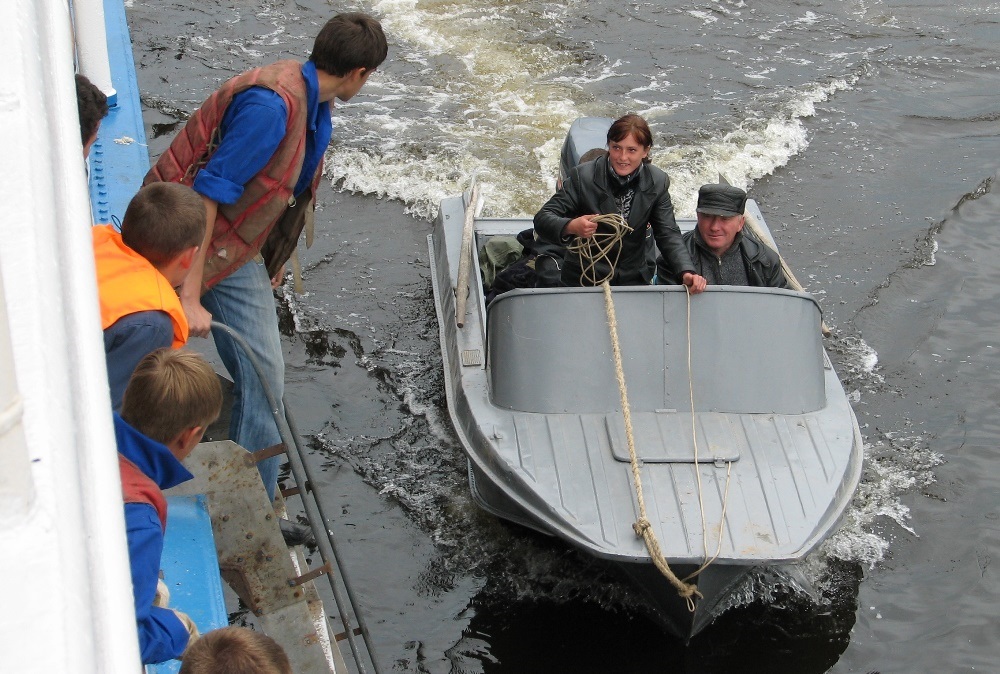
[{"left": 533, "top": 114, "right": 706, "bottom": 291}]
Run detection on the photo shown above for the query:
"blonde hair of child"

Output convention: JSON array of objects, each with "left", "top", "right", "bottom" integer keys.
[{"left": 120, "top": 348, "right": 222, "bottom": 445}]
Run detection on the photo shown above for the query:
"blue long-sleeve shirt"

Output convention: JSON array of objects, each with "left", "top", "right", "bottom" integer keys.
[
  {"left": 191, "top": 60, "right": 332, "bottom": 205},
  {"left": 114, "top": 413, "right": 194, "bottom": 664}
]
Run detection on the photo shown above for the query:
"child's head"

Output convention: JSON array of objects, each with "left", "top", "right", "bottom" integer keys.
[
  {"left": 179, "top": 627, "right": 292, "bottom": 674},
  {"left": 120, "top": 349, "right": 222, "bottom": 460},
  {"left": 310, "top": 12, "right": 387, "bottom": 78},
  {"left": 75, "top": 73, "right": 108, "bottom": 159},
  {"left": 121, "top": 183, "right": 206, "bottom": 287}
]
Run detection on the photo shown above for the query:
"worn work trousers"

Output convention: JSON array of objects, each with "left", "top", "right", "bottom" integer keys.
[{"left": 202, "top": 259, "right": 284, "bottom": 501}]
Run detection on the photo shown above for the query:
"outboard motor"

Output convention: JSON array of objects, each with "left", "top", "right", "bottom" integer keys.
[{"left": 558, "top": 117, "right": 613, "bottom": 184}]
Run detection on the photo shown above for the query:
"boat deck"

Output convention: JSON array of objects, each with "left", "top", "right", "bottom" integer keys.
[{"left": 463, "top": 287, "right": 861, "bottom": 565}]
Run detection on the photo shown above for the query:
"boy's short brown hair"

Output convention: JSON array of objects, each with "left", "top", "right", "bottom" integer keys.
[
  {"left": 179, "top": 627, "right": 292, "bottom": 674},
  {"left": 121, "top": 183, "right": 206, "bottom": 267},
  {"left": 310, "top": 12, "right": 387, "bottom": 77},
  {"left": 121, "top": 349, "right": 222, "bottom": 445},
  {"left": 75, "top": 73, "right": 108, "bottom": 145}
]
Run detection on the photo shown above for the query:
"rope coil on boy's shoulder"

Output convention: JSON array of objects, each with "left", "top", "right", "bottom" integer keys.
[{"left": 566, "top": 213, "right": 632, "bottom": 285}]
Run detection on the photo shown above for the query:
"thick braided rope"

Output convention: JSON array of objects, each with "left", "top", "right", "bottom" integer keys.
[
  {"left": 602, "top": 280, "right": 702, "bottom": 610},
  {"left": 566, "top": 214, "right": 633, "bottom": 285}
]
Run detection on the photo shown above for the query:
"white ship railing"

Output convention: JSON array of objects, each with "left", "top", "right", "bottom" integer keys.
[
  {"left": 72, "top": 0, "right": 117, "bottom": 104},
  {"left": 0, "top": 0, "right": 138, "bottom": 671}
]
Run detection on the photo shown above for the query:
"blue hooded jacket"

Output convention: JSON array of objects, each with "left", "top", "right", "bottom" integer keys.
[{"left": 114, "top": 412, "right": 194, "bottom": 664}]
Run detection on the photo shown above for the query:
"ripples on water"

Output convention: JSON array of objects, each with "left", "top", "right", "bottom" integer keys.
[
  {"left": 334, "top": 0, "right": 877, "bottom": 219},
  {"left": 128, "top": 0, "right": 1000, "bottom": 670}
]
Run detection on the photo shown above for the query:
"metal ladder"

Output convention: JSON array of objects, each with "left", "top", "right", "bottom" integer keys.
[{"left": 175, "top": 321, "right": 383, "bottom": 674}]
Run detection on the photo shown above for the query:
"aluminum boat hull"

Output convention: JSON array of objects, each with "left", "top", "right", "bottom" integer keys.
[{"left": 430, "top": 190, "right": 863, "bottom": 640}]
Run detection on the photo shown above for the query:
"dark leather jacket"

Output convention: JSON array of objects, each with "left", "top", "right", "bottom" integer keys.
[
  {"left": 657, "top": 228, "right": 788, "bottom": 288},
  {"left": 533, "top": 156, "right": 694, "bottom": 286}
]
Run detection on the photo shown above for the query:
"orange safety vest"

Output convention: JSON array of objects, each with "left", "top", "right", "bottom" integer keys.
[
  {"left": 92, "top": 224, "right": 188, "bottom": 348},
  {"left": 144, "top": 60, "right": 323, "bottom": 291}
]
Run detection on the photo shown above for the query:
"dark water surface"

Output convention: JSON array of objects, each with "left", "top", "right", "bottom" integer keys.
[{"left": 128, "top": 1, "right": 1000, "bottom": 671}]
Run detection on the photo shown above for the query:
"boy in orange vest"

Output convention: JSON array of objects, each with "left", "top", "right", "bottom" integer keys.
[
  {"left": 93, "top": 182, "right": 205, "bottom": 410},
  {"left": 116, "top": 348, "right": 222, "bottom": 664}
]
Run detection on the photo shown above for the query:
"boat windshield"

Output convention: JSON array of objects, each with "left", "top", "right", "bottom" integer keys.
[{"left": 488, "top": 286, "right": 826, "bottom": 415}]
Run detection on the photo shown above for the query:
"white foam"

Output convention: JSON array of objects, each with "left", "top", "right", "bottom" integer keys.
[
  {"left": 351, "top": 66, "right": 852, "bottom": 220},
  {"left": 327, "top": 2, "right": 859, "bottom": 223},
  {"left": 687, "top": 10, "right": 719, "bottom": 25},
  {"left": 926, "top": 239, "right": 939, "bottom": 266},
  {"left": 795, "top": 11, "right": 823, "bottom": 26}
]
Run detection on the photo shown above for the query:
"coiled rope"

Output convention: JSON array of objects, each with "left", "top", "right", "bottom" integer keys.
[
  {"left": 566, "top": 213, "right": 633, "bottom": 286},
  {"left": 581, "top": 212, "right": 733, "bottom": 611}
]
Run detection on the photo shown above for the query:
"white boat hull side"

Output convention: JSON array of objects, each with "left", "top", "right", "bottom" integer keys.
[{"left": 0, "top": 0, "right": 140, "bottom": 670}]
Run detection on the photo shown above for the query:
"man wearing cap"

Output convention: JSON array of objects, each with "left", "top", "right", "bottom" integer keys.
[{"left": 656, "top": 184, "right": 788, "bottom": 288}]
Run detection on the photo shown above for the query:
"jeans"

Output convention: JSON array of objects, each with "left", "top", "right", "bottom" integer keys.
[{"left": 202, "top": 259, "right": 284, "bottom": 501}]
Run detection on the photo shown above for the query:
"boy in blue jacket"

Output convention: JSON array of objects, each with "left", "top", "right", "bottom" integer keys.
[{"left": 116, "top": 348, "right": 222, "bottom": 664}]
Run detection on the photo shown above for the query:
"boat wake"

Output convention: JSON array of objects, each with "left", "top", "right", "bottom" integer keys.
[
  {"left": 321, "top": 1, "right": 874, "bottom": 222},
  {"left": 327, "top": 71, "right": 864, "bottom": 221},
  {"left": 816, "top": 333, "right": 942, "bottom": 570}
]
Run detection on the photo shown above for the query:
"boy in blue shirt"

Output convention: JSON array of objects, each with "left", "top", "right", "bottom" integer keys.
[
  {"left": 116, "top": 348, "right": 222, "bottom": 664},
  {"left": 145, "top": 13, "right": 388, "bottom": 505}
]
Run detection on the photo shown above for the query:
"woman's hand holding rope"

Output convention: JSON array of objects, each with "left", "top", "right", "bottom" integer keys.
[
  {"left": 564, "top": 214, "right": 601, "bottom": 238},
  {"left": 566, "top": 213, "right": 633, "bottom": 286},
  {"left": 565, "top": 212, "right": 708, "bottom": 291}
]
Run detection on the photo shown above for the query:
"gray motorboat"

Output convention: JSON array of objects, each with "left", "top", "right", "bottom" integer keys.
[{"left": 428, "top": 122, "right": 863, "bottom": 640}]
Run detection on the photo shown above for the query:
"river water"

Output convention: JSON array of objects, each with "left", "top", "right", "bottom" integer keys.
[{"left": 127, "top": 1, "right": 1000, "bottom": 671}]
